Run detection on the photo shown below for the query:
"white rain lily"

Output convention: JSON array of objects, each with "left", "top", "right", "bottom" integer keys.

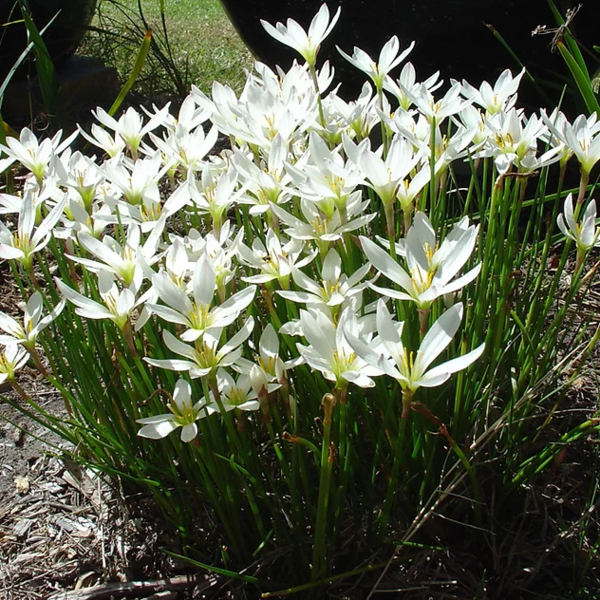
[
  {"left": 0, "top": 191, "right": 67, "bottom": 270},
  {"left": 346, "top": 300, "right": 484, "bottom": 417},
  {"left": 384, "top": 62, "right": 441, "bottom": 111},
  {"left": 101, "top": 193, "right": 165, "bottom": 234},
  {"left": 144, "top": 318, "right": 254, "bottom": 379},
  {"left": 0, "top": 344, "right": 30, "bottom": 384},
  {"left": 403, "top": 80, "right": 471, "bottom": 124},
  {"left": 357, "top": 135, "right": 424, "bottom": 207},
  {"left": 454, "top": 105, "right": 490, "bottom": 148},
  {"left": 237, "top": 229, "right": 316, "bottom": 287},
  {"left": 234, "top": 323, "right": 302, "bottom": 384},
  {"left": 55, "top": 271, "right": 141, "bottom": 330},
  {"left": 539, "top": 109, "right": 575, "bottom": 169},
  {"left": 104, "top": 151, "right": 164, "bottom": 206},
  {"left": 147, "top": 253, "right": 256, "bottom": 342},
  {"left": 218, "top": 370, "right": 262, "bottom": 412},
  {"left": 337, "top": 36, "right": 414, "bottom": 92},
  {"left": 277, "top": 248, "right": 370, "bottom": 314},
  {"left": 0, "top": 128, "right": 77, "bottom": 184},
  {"left": 557, "top": 193, "right": 599, "bottom": 268},
  {"left": 234, "top": 135, "right": 293, "bottom": 215},
  {"left": 58, "top": 198, "right": 112, "bottom": 240},
  {"left": 479, "top": 109, "right": 557, "bottom": 174},
  {"left": 78, "top": 122, "right": 126, "bottom": 158},
  {"left": 214, "top": 368, "right": 274, "bottom": 412},
  {"left": 194, "top": 65, "right": 319, "bottom": 148},
  {"left": 541, "top": 111, "right": 600, "bottom": 177},
  {"left": 188, "top": 163, "right": 243, "bottom": 235},
  {"left": 149, "top": 102, "right": 218, "bottom": 172},
  {"left": 155, "top": 95, "right": 211, "bottom": 135},
  {"left": 92, "top": 105, "right": 170, "bottom": 158},
  {"left": 136, "top": 378, "right": 217, "bottom": 443},
  {"left": 53, "top": 151, "right": 105, "bottom": 212},
  {"left": 270, "top": 195, "right": 374, "bottom": 251},
  {"left": 460, "top": 68, "right": 525, "bottom": 115},
  {"left": 361, "top": 212, "right": 480, "bottom": 310},
  {"left": 0, "top": 292, "right": 65, "bottom": 350},
  {"left": 286, "top": 131, "right": 365, "bottom": 217},
  {"left": 69, "top": 219, "right": 165, "bottom": 286},
  {"left": 261, "top": 3, "right": 341, "bottom": 68},
  {"left": 319, "top": 83, "right": 379, "bottom": 141},
  {"left": 296, "top": 307, "right": 381, "bottom": 389}
]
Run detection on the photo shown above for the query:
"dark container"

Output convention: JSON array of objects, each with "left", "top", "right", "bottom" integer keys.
[
  {"left": 0, "top": 0, "right": 97, "bottom": 77},
  {"left": 218, "top": 0, "right": 597, "bottom": 107}
]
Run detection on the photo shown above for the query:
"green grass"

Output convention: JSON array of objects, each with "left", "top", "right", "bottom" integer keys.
[{"left": 80, "top": 0, "right": 253, "bottom": 100}]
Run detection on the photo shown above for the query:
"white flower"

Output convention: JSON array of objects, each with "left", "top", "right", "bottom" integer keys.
[
  {"left": 337, "top": 36, "right": 414, "bottom": 92},
  {"left": 0, "top": 292, "right": 65, "bottom": 350},
  {"left": 150, "top": 121, "right": 218, "bottom": 173},
  {"left": 460, "top": 68, "right": 525, "bottom": 115},
  {"left": 214, "top": 368, "right": 267, "bottom": 412},
  {"left": 53, "top": 151, "right": 105, "bottom": 211},
  {"left": 136, "top": 379, "right": 216, "bottom": 443},
  {"left": 104, "top": 151, "right": 164, "bottom": 206},
  {"left": 541, "top": 111, "right": 600, "bottom": 176},
  {"left": 237, "top": 229, "right": 315, "bottom": 286},
  {"left": 144, "top": 318, "right": 254, "bottom": 379},
  {"left": 187, "top": 163, "right": 242, "bottom": 234},
  {"left": 361, "top": 212, "right": 480, "bottom": 309},
  {"left": 384, "top": 62, "right": 441, "bottom": 111},
  {"left": 69, "top": 219, "right": 164, "bottom": 286},
  {"left": 357, "top": 135, "right": 423, "bottom": 207},
  {"left": 277, "top": 248, "right": 370, "bottom": 313},
  {"left": 557, "top": 193, "right": 599, "bottom": 268},
  {"left": 0, "top": 192, "right": 66, "bottom": 270},
  {"left": 147, "top": 253, "right": 256, "bottom": 342},
  {"left": 78, "top": 123, "right": 126, "bottom": 158},
  {"left": 271, "top": 196, "right": 374, "bottom": 248},
  {"left": 234, "top": 323, "right": 301, "bottom": 383},
  {"left": 479, "top": 109, "right": 557, "bottom": 174},
  {"left": 346, "top": 301, "right": 484, "bottom": 416},
  {"left": 0, "top": 344, "right": 29, "bottom": 384},
  {"left": 0, "top": 128, "right": 77, "bottom": 184},
  {"left": 55, "top": 271, "right": 141, "bottom": 331},
  {"left": 402, "top": 80, "right": 470, "bottom": 124},
  {"left": 92, "top": 105, "right": 169, "bottom": 158},
  {"left": 234, "top": 135, "right": 292, "bottom": 214},
  {"left": 286, "top": 131, "right": 365, "bottom": 215},
  {"left": 296, "top": 307, "right": 381, "bottom": 389},
  {"left": 194, "top": 65, "right": 318, "bottom": 148},
  {"left": 261, "top": 3, "right": 341, "bottom": 68}
]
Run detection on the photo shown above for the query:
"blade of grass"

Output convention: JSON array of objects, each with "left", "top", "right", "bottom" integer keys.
[
  {"left": 556, "top": 41, "right": 600, "bottom": 116},
  {"left": 19, "top": 3, "right": 67, "bottom": 129},
  {"left": 107, "top": 28, "right": 152, "bottom": 116}
]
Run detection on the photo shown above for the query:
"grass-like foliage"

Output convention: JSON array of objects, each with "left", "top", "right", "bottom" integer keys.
[
  {"left": 81, "top": 0, "right": 253, "bottom": 98},
  {"left": 1, "top": 3, "right": 600, "bottom": 595}
]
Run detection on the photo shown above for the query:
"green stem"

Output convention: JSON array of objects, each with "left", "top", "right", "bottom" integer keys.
[
  {"left": 311, "top": 391, "right": 336, "bottom": 582},
  {"left": 380, "top": 392, "right": 409, "bottom": 532}
]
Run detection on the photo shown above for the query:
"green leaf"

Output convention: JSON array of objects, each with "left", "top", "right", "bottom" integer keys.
[
  {"left": 108, "top": 29, "right": 152, "bottom": 117},
  {"left": 557, "top": 41, "right": 600, "bottom": 116},
  {"left": 19, "top": 3, "right": 67, "bottom": 129}
]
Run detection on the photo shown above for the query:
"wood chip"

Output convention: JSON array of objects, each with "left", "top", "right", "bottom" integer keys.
[
  {"left": 13, "top": 518, "right": 33, "bottom": 538},
  {"left": 14, "top": 475, "right": 30, "bottom": 494}
]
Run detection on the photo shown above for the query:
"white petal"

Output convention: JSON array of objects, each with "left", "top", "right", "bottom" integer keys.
[
  {"left": 414, "top": 304, "right": 463, "bottom": 377},
  {"left": 137, "top": 419, "right": 179, "bottom": 439}
]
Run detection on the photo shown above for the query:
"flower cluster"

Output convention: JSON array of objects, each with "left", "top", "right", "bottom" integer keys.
[{"left": 0, "top": 3, "right": 593, "bottom": 443}]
